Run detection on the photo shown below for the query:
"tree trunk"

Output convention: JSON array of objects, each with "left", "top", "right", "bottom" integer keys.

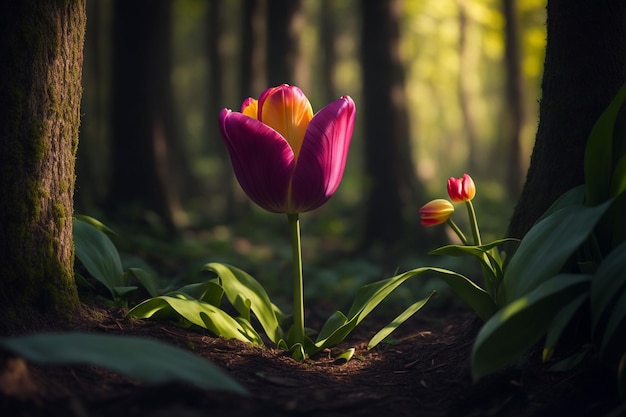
[
  {"left": 0, "top": 0, "right": 85, "bottom": 333},
  {"left": 240, "top": 0, "right": 266, "bottom": 99},
  {"left": 107, "top": 0, "right": 181, "bottom": 234},
  {"left": 360, "top": 0, "right": 428, "bottom": 249},
  {"left": 319, "top": 0, "right": 338, "bottom": 102},
  {"left": 266, "top": 0, "right": 306, "bottom": 89},
  {"left": 501, "top": 0, "right": 525, "bottom": 200},
  {"left": 508, "top": 0, "right": 626, "bottom": 238},
  {"left": 457, "top": 0, "right": 480, "bottom": 172}
]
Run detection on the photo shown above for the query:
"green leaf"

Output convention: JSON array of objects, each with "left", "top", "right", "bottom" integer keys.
[
  {"left": 173, "top": 280, "right": 224, "bottom": 305},
  {"left": 127, "top": 295, "right": 260, "bottom": 344},
  {"left": 584, "top": 83, "right": 626, "bottom": 205},
  {"left": 538, "top": 186, "right": 585, "bottom": 221},
  {"left": 202, "top": 263, "right": 283, "bottom": 344},
  {"left": 126, "top": 267, "right": 161, "bottom": 298},
  {"left": 430, "top": 239, "right": 518, "bottom": 258},
  {"left": 0, "top": 332, "right": 248, "bottom": 395},
  {"left": 367, "top": 291, "right": 435, "bottom": 349},
  {"left": 113, "top": 285, "right": 138, "bottom": 296},
  {"left": 335, "top": 348, "right": 355, "bottom": 363},
  {"left": 503, "top": 200, "right": 611, "bottom": 303},
  {"left": 74, "top": 214, "right": 117, "bottom": 236},
  {"left": 591, "top": 239, "right": 626, "bottom": 355},
  {"left": 599, "top": 289, "right": 626, "bottom": 356},
  {"left": 73, "top": 218, "right": 125, "bottom": 298},
  {"left": 471, "top": 274, "right": 591, "bottom": 381},
  {"left": 542, "top": 293, "right": 588, "bottom": 362},
  {"left": 314, "top": 267, "right": 497, "bottom": 354}
]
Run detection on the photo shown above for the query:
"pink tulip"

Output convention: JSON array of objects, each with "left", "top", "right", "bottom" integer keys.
[
  {"left": 447, "top": 174, "right": 476, "bottom": 202},
  {"left": 219, "top": 84, "right": 355, "bottom": 214}
]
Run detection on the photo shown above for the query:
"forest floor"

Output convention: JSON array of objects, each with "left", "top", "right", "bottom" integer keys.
[{"left": 0, "top": 298, "right": 622, "bottom": 417}]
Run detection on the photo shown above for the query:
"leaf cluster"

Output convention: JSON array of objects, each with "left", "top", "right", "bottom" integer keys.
[{"left": 471, "top": 84, "right": 626, "bottom": 401}]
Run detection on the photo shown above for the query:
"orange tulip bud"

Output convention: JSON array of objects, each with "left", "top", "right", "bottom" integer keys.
[{"left": 420, "top": 199, "right": 454, "bottom": 226}]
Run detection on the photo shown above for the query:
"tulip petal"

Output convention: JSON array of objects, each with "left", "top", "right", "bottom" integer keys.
[
  {"left": 241, "top": 98, "right": 258, "bottom": 119},
  {"left": 289, "top": 96, "right": 355, "bottom": 213},
  {"left": 258, "top": 85, "right": 313, "bottom": 161},
  {"left": 219, "top": 109, "right": 294, "bottom": 212}
]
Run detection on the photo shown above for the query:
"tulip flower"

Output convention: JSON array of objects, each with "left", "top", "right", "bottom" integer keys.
[
  {"left": 219, "top": 84, "right": 355, "bottom": 214},
  {"left": 419, "top": 199, "right": 455, "bottom": 226},
  {"left": 447, "top": 174, "right": 476, "bottom": 202},
  {"left": 219, "top": 85, "right": 356, "bottom": 354}
]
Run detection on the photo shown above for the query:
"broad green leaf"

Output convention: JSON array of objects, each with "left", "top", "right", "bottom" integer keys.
[
  {"left": 172, "top": 280, "right": 224, "bottom": 305},
  {"left": 538, "top": 186, "right": 585, "bottom": 221},
  {"left": 202, "top": 263, "right": 283, "bottom": 344},
  {"left": 585, "top": 83, "right": 626, "bottom": 206},
  {"left": 74, "top": 214, "right": 117, "bottom": 236},
  {"left": 542, "top": 293, "right": 588, "bottom": 362},
  {"left": 503, "top": 200, "right": 611, "bottom": 303},
  {"left": 0, "top": 332, "right": 248, "bottom": 395},
  {"left": 113, "top": 285, "right": 137, "bottom": 296},
  {"left": 600, "top": 290, "right": 626, "bottom": 356},
  {"left": 127, "top": 295, "right": 259, "bottom": 344},
  {"left": 591, "top": 239, "right": 626, "bottom": 346},
  {"left": 73, "top": 218, "right": 125, "bottom": 298},
  {"left": 126, "top": 267, "right": 161, "bottom": 298},
  {"left": 471, "top": 274, "right": 591, "bottom": 381},
  {"left": 367, "top": 291, "right": 435, "bottom": 349}
]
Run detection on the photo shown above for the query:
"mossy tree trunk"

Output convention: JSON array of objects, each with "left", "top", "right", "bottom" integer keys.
[
  {"left": 508, "top": 0, "right": 626, "bottom": 238},
  {"left": 0, "top": 0, "right": 85, "bottom": 334}
]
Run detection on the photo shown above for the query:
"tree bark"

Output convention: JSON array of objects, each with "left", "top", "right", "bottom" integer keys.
[
  {"left": 360, "top": 0, "right": 427, "bottom": 249},
  {"left": 501, "top": 0, "right": 525, "bottom": 200},
  {"left": 266, "top": 0, "right": 306, "bottom": 89},
  {"left": 240, "top": 0, "right": 266, "bottom": 99},
  {"left": 457, "top": 0, "right": 480, "bottom": 172},
  {"left": 508, "top": 0, "right": 626, "bottom": 238},
  {"left": 107, "top": 0, "right": 181, "bottom": 234},
  {"left": 0, "top": 0, "right": 85, "bottom": 333}
]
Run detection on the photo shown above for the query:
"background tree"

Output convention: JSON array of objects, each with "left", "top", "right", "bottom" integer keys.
[
  {"left": 0, "top": 0, "right": 86, "bottom": 332},
  {"left": 508, "top": 0, "right": 626, "bottom": 238},
  {"left": 266, "top": 0, "right": 306, "bottom": 88},
  {"left": 106, "top": 0, "right": 182, "bottom": 234},
  {"left": 501, "top": 0, "right": 525, "bottom": 200},
  {"left": 360, "top": 0, "right": 428, "bottom": 249}
]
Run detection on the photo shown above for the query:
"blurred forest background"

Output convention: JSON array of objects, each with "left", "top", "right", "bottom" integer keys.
[{"left": 75, "top": 0, "right": 547, "bottom": 303}]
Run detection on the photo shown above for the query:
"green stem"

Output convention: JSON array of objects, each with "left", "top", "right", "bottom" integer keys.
[
  {"left": 465, "top": 200, "right": 496, "bottom": 299},
  {"left": 287, "top": 213, "right": 305, "bottom": 345},
  {"left": 465, "top": 201, "right": 482, "bottom": 246},
  {"left": 446, "top": 219, "right": 469, "bottom": 245}
]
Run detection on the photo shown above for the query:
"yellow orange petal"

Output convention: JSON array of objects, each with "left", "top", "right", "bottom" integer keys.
[
  {"left": 241, "top": 98, "right": 258, "bottom": 119},
  {"left": 258, "top": 85, "right": 313, "bottom": 161}
]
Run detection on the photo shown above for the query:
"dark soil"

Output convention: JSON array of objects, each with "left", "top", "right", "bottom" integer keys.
[{"left": 0, "top": 300, "right": 622, "bottom": 417}]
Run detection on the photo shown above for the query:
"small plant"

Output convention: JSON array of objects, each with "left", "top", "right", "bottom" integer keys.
[
  {"left": 416, "top": 173, "right": 518, "bottom": 318},
  {"left": 470, "top": 84, "right": 626, "bottom": 400},
  {"left": 73, "top": 215, "right": 164, "bottom": 304}
]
